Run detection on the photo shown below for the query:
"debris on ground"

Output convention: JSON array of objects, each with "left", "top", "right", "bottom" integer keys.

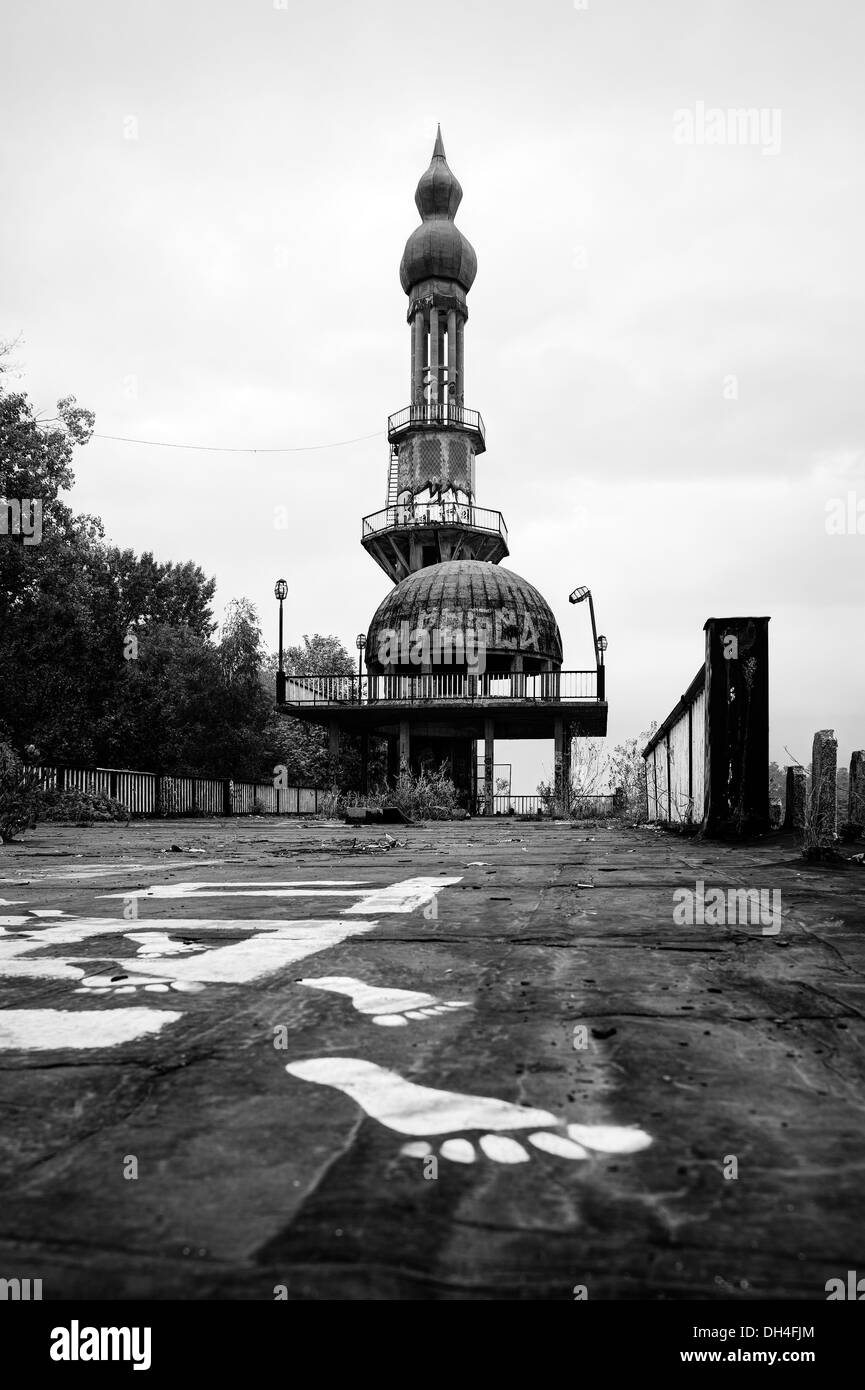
[{"left": 346, "top": 834, "right": 407, "bottom": 854}]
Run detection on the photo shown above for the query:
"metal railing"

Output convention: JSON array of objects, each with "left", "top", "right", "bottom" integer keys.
[
  {"left": 387, "top": 402, "right": 485, "bottom": 445},
  {"left": 280, "top": 670, "right": 601, "bottom": 706},
  {"left": 362, "top": 500, "right": 507, "bottom": 545},
  {"left": 474, "top": 792, "right": 616, "bottom": 818},
  {"left": 26, "top": 763, "right": 326, "bottom": 817}
]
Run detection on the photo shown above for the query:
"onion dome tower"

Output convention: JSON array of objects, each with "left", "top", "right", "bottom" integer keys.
[
  {"left": 361, "top": 126, "right": 509, "bottom": 583},
  {"left": 278, "top": 129, "right": 607, "bottom": 816}
]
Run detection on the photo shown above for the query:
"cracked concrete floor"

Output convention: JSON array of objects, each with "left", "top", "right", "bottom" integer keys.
[{"left": 1, "top": 817, "right": 864, "bottom": 1300}]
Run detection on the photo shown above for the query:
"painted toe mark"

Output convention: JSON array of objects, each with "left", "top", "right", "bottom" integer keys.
[
  {"left": 440, "top": 1138, "right": 475, "bottom": 1163},
  {"left": 479, "top": 1134, "right": 530, "bottom": 1163},
  {"left": 529, "top": 1131, "right": 589, "bottom": 1159},
  {"left": 400, "top": 1141, "right": 432, "bottom": 1158},
  {"left": 567, "top": 1123, "right": 652, "bottom": 1154}
]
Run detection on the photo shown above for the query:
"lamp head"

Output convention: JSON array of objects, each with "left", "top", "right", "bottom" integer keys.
[
  {"left": 274, "top": 579, "right": 288, "bottom": 602},
  {"left": 356, "top": 633, "right": 367, "bottom": 650},
  {"left": 569, "top": 585, "right": 590, "bottom": 605},
  {"left": 597, "top": 635, "right": 608, "bottom": 652}
]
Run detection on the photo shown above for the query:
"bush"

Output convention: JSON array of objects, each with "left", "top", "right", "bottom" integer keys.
[
  {"left": 40, "top": 788, "right": 129, "bottom": 826},
  {"left": 0, "top": 743, "right": 43, "bottom": 843},
  {"left": 327, "top": 767, "right": 462, "bottom": 822}
]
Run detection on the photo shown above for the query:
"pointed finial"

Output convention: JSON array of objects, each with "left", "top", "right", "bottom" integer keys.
[{"left": 433, "top": 124, "right": 446, "bottom": 159}]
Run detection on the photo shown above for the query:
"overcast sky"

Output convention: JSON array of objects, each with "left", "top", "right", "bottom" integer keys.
[{"left": 3, "top": 0, "right": 863, "bottom": 791}]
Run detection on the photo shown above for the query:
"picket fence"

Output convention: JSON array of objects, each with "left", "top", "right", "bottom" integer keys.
[{"left": 28, "top": 764, "right": 325, "bottom": 818}]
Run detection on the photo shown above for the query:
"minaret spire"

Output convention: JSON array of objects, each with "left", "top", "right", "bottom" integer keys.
[{"left": 359, "top": 133, "right": 507, "bottom": 585}]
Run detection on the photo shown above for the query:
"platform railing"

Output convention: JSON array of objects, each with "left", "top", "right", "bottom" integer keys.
[
  {"left": 279, "top": 670, "right": 601, "bottom": 706},
  {"left": 387, "top": 402, "right": 485, "bottom": 445},
  {"left": 361, "top": 501, "right": 507, "bottom": 545}
]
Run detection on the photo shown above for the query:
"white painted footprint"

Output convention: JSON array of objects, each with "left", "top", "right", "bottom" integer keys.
[
  {"left": 285, "top": 1057, "right": 652, "bottom": 1166},
  {"left": 299, "top": 975, "right": 470, "bottom": 1027},
  {"left": 74, "top": 971, "right": 204, "bottom": 996},
  {"left": 125, "top": 931, "right": 202, "bottom": 959}
]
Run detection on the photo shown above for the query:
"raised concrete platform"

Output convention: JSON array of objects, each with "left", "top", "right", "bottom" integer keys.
[{"left": 1, "top": 818, "right": 863, "bottom": 1300}]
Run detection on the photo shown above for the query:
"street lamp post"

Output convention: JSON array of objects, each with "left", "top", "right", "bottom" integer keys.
[
  {"left": 568, "top": 586, "right": 607, "bottom": 701},
  {"left": 274, "top": 579, "right": 288, "bottom": 704},
  {"left": 356, "top": 633, "right": 366, "bottom": 701}
]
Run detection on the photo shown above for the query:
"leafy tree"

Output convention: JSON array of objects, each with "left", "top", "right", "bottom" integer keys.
[{"left": 262, "top": 634, "right": 385, "bottom": 788}]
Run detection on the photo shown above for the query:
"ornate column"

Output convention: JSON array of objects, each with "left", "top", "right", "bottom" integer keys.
[
  {"left": 429, "top": 307, "right": 439, "bottom": 405},
  {"left": 413, "top": 309, "right": 425, "bottom": 407},
  {"left": 455, "top": 316, "right": 465, "bottom": 403},
  {"left": 437, "top": 316, "right": 446, "bottom": 406},
  {"left": 410, "top": 318, "right": 416, "bottom": 405},
  {"left": 446, "top": 308, "right": 456, "bottom": 414}
]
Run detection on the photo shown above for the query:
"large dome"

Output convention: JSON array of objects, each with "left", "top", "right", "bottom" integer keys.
[{"left": 366, "top": 560, "right": 563, "bottom": 673}]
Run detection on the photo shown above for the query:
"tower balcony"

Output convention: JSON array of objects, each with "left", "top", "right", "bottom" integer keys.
[
  {"left": 387, "top": 402, "right": 486, "bottom": 454},
  {"left": 361, "top": 500, "right": 508, "bottom": 581},
  {"left": 275, "top": 669, "right": 608, "bottom": 739}
]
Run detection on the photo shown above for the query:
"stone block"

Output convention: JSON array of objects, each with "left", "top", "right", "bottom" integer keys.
[
  {"left": 848, "top": 751, "right": 865, "bottom": 833},
  {"left": 784, "top": 766, "right": 806, "bottom": 830},
  {"left": 809, "top": 729, "right": 838, "bottom": 845}
]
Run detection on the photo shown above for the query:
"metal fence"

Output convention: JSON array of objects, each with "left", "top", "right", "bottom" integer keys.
[
  {"left": 27, "top": 764, "right": 326, "bottom": 818},
  {"left": 475, "top": 793, "right": 616, "bottom": 818}
]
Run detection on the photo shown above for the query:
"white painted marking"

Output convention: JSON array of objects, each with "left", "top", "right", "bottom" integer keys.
[
  {"left": 342, "top": 876, "right": 462, "bottom": 915},
  {"left": 401, "top": 1141, "right": 433, "bottom": 1158},
  {"left": 0, "top": 961, "right": 84, "bottom": 980},
  {"left": 529, "top": 1132, "right": 589, "bottom": 1159},
  {"left": 98, "top": 880, "right": 369, "bottom": 900},
  {"left": 479, "top": 1135, "right": 530, "bottom": 1164},
  {"left": 0, "top": 1008, "right": 182, "bottom": 1050},
  {"left": 299, "top": 975, "right": 470, "bottom": 1025},
  {"left": 284, "top": 1058, "right": 653, "bottom": 1165},
  {"left": 102, "top": 921, "right": 375, "bottom": 986},
  {"left": 566, "top": 1123, "right": 652, "bottom": 1154},
  {"left": 285, "top": 1058, "right": 555, "bottom": 1135},
  {"left": 125, "top": 932, "right": 202, "bottom": 958},
  {"left": 440, "top": 1138, "right": 475, "bottom": 1163},
  {"left": 0, "top": 918, "right": 377, "bottom": 984}
]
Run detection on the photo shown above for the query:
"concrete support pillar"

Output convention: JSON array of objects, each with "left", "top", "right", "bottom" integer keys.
[
  {"left": 413, "top": 309, "right": 425, "bottom": 407},
  {"left": 512, "top": 652, "right": 525, "bottom": 699},
  {"left": 328, "top": 721, "right": 340, "bottom": 789},
  {"left": 847, "top": 751, "right": 865, "bottom": 834},
  {"left": 429, "top": 308, "right": 439, "bottom": 405},
  {"left": 484, "top": 718, "right": 494, "bottom": 817},
  {"left": 810, "top": 729, "right": 838, "bottom": 846},
  {"left": 446, "top": 308, "right": 456, "bottom": 411},
  {"left": 784, "top": 766, "right": 806, "bottom": 830},
  {"left": 470, "top": 736, "right": 478, "bottom": 811},
  {"left": 387, "top": 736, "right": 399, "bottom": 787},
  {"left": 360, "top": 732, "right": 369, "bottom": 795},
  {"left": 399, "top": 720, "right": 410, "bottom": 775},
  {"left": 456, "top": 317, "right": 464, "bottom": 403},
  {"left": 554, "top": 716, "right": 566, "bottom": 816},
  {"left": 561, "top": 723, "right": 572, "bottom": 816}
]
